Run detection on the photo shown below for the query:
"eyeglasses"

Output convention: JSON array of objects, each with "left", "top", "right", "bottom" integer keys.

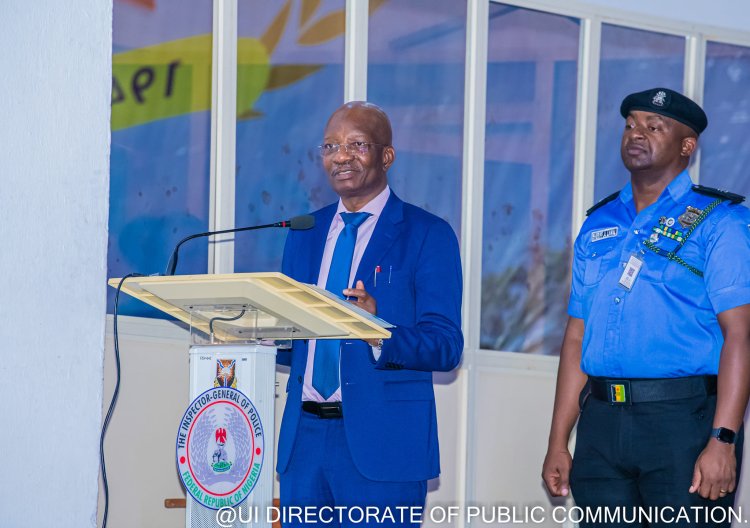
[{"left": 317, "top": 142, "right": 388, "bottom": 157}]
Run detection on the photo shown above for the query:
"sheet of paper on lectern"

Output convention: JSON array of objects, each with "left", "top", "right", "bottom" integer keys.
[{"left": 304, "top": 284, "right": 395, "bottom": 329}]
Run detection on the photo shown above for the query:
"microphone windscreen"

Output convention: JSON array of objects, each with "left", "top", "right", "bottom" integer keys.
[{"left": 289, "top": 215, "right": 315, "bottom": 230}]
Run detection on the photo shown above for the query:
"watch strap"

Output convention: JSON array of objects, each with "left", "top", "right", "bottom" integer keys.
[{"left": 711, "top": 427, "right": 738, "bottom": 444}]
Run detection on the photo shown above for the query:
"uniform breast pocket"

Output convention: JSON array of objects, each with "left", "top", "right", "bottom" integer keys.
[
  {"left": 640, "top": 251, "right": 669, "bottom": 283},
  {"left": 661, "top": 242, "right": 707, "bottom": 295},
  {"left": 583, "top": 241, "right": 619, "bottom": 285},
  {"left": 640, "top": 237, "right": 682, "bottom": 283}
]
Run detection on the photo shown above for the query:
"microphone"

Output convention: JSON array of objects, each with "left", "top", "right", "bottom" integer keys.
[
  {"left": 284, "top": 215, "right": 315, "bottom": 230},
  {"left": 164, "top": 214, "right": 315, "bottom": 276}
]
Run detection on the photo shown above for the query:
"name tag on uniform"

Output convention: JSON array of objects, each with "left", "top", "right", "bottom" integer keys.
[
  {"left": 618, "top": 255, "right": 643, "bottom": 291},
  {"left": 591, "top": 227, "right": 618, "bottom": 242}
]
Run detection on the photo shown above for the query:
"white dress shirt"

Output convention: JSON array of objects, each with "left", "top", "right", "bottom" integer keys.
[{"left": 302, "top": 186, "right": 391, "bottom": 402}]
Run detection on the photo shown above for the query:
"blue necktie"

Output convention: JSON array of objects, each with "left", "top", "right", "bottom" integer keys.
[{"left": 312, "top": 211, "right": 371, "bottom": 399}]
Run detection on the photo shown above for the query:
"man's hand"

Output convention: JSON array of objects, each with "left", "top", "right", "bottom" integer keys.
[
  {"left": 542, "top": 317, "right": 585, "bottom": 499},
  {"left": 542, "top": 317, "right": 586, "bottom": 498},
  {"left": 689, "top": 439, "right": 736, "bottom": 500},
  {"left": 542, "top": 447, "right": 573, "bottom": 497},
  {"left": 343, "top": 280, "right": 380, "bottom": 346},
  {"left": 344, "top": 280, "right": 377, "bottom": 315},
  {"left": 690, "top": 303, "right": 750, "bottom": 500}
]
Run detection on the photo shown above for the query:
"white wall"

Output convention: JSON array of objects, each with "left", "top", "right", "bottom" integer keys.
[
  {"left": 0, "top": 1, "right": 112, "bottom": 527},
  {"left": 100, "top": 319, "right": 190, "bottom": 528}
]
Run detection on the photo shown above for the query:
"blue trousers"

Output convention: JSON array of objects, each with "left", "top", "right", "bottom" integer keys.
[
  {"left": 279, "top": 411, "right": 427, "bottom": 527},
  {"left": 571, "top": 392, "right": 743, "bottom": 528}
]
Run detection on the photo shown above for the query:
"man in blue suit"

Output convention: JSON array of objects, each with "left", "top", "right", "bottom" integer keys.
[{"left": 277, "top": 101, "right": 463, "bottom": 526}]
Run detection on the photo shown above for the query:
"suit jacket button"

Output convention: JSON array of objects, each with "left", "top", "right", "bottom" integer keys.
[{"left": 297, "top": 376, "right": 303, "bottom": 383}]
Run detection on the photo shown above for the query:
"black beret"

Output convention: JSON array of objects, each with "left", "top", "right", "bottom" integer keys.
[{"left": 620, "top": 88, "right": 707, "bottom": 135}]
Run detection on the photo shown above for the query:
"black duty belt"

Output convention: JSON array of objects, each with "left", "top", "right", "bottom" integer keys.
[
  {"left": 588, "top": 375, "right": 717, "bottom": 405},
  {"left": 302, "top": 401, "right": 343, "bottom": 419}
]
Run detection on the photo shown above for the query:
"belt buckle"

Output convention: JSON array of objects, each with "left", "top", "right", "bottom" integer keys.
[
  {"left": 607, "top": 379, "right": 631, "bottom": 405},
  {"left": 318, "top": 403, "right": 342, "bottom": 418}
]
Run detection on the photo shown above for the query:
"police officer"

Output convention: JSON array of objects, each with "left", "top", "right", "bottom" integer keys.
[{"left": 542, "top": 87, "right": 750, "bottom": 527}]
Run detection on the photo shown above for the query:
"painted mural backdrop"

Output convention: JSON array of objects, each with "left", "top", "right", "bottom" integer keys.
[
  {"left": 232, "top": 0, "right": 466, "bottom": 272},
  {"left": 113, "top": 0, "right": 645, "bottom": 357},
  {"left": 367, "top": 0, "right": 466, "bottom": 234},
  {"left": 702, "top": 41, "right": 750, "bottom": 198},
  {"left": 594, "top": 24, "right": 685, "bottom": 201},
  {"left": 233, "top": 0, "right": 349, "bottom": 272},
  {"left": 109, "top": 0, "right": 352, "bottom": 316},
  {"left": 109, "top": 0, "right": 468, "bottom": 321},
  {"left": 479, "top": 5, "right": 578, "bottom": 355},
  {"left": 110, "top": 0, "right": 212, "bottom": 317}
]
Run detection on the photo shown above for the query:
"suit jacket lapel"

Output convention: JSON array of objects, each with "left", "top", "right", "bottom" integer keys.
[{"left": 355, "top": 192, "right": 404, "bottom": 285}]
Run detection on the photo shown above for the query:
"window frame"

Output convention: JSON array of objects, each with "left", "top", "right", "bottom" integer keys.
[{"left": 204, "top": 0, "right": 750, "bottom": 354}]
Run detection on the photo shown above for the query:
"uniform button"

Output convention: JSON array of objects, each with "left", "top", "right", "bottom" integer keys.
[
  {"left": 634, "top": 229, "right": 639, "bottom": 234},
  {"left": 614, "top": 297, "right": 621, "bottom": 304}
]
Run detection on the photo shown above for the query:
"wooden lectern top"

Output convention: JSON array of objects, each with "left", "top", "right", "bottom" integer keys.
[{"left": 108, "top": 272, "right": 392, "bottom": 342}]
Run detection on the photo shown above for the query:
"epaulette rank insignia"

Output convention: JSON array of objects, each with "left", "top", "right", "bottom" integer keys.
[
  {"left": 692, "top": 185, "right": 745, "bottom": 204},
  {"left": 586, "top": 191, "right": 621, "bottom": 217}
]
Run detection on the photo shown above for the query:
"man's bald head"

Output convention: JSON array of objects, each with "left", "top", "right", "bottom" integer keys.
[{"left": 326, "top": 101, "right": 393, "bottom": 146}]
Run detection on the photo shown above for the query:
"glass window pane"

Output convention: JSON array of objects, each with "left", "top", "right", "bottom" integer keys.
[
  {"left": 480, "top": 5, "right": 579, "bottom": 354},
  {"left": 595, "top": 25, "right": 685, "bottom": 200},
  {"left": 109, "top": 0, "right": 213, "bottom": 316},
  {"left": 701, "top": 42, "right": 750, "bottom": 196},
  {"left": 367, "top": 0, "right": 466, "bottom": 234},
  {"left": 234, "top": 1, "right": 345, "bottom": 272}
]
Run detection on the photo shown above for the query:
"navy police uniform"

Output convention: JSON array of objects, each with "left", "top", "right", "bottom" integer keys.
[{"left": 567, "top": 88, "right": 750, "bottom": 527}]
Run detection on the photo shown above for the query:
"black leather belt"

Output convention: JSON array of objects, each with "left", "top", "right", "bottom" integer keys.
[
  {"left": 302, "top": 401, "right": 343, "bottom": 419},
  {"left": 588, "top": 375, "right": 717, "bottom": 405}
]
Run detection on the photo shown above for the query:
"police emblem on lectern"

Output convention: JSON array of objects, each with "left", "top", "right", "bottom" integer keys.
[
  {"left": 214, "top": 359, "right": 238, "bottom": 388},
  {"left": 176, "top": 387, "right": 265, "bottom": 510}
]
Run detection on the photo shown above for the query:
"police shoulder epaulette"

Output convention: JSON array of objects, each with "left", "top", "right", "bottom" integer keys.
[
  {"left": 586, "top": 191, "right": 620, "bottom": 216},
  {"left": 692, "top": 184, "right": 745, "bottom": 204}
]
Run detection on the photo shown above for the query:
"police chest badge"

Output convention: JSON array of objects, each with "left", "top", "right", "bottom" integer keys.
[{"left": 678, "top": 206, "right": 703, "bottom": 228}]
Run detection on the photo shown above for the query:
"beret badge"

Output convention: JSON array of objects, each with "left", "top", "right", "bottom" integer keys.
[{"left": 651, "top": 90, "right": 668, "bottom": 107}]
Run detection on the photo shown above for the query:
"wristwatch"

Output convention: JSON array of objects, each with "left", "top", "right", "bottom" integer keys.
[{"left": 711, "top": 427, "right": 738, "bottom": 444}]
